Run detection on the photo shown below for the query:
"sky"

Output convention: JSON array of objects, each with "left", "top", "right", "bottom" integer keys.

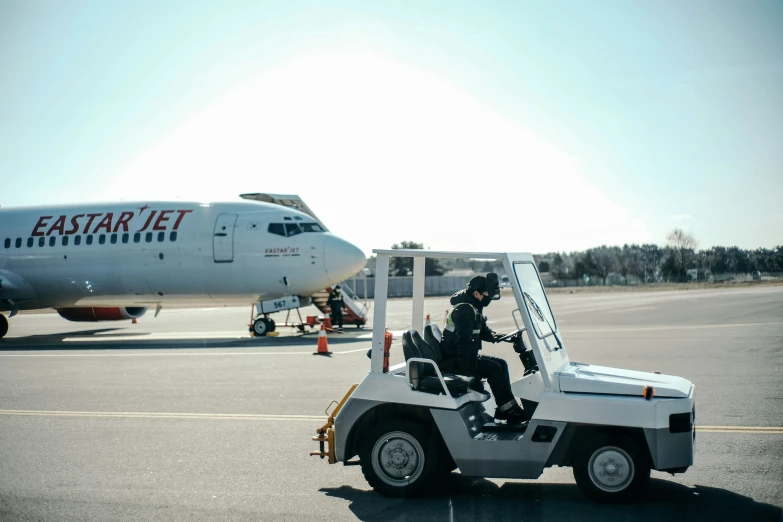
[{"left": 1, "top": 0, "right": 781, "bottom": 257}]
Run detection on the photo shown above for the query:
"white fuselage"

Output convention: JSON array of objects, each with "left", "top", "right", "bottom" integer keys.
[{"left": 0, "top": 200, "right": 366, "bottom": 311}]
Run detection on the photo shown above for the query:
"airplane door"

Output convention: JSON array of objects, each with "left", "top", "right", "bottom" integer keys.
[{"left": 213, "top": 213, "right": 237, "bottom": 263}]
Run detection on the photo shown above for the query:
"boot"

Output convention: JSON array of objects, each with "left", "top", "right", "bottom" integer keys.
[{"left": 494, "top": 404, "right": 528, "bottom": 426}]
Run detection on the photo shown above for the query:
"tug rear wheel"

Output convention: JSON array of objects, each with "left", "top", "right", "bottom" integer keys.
[
  {"left": 0, "top": 314, "right": 8, "bottom": 339},
  {"left": 360, "top": 419, "right": 440, "bottom": 497},
  {"left": 573, "top": 433, "right": 650, "bottom": 503}
]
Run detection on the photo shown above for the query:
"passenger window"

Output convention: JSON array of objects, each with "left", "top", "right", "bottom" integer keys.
[
  {"left": 86, "top": 235, "right": 93, "bottom": 245},
  {"left": 49, "top": 237, "right": 56, "bottom": 247},
  {"left": 145, "top": 232, "right": 153, "bottom": 243},
  {"left": 39, "top": 237, "right": 45, "bottom": 247},
  {"left": 27, "top": 237, "right": 34, "bottom": 248},
  {"left": 285, "top": 223, "right": 302, "bottom": 237},
  {"left": 134, "top": 232, "right": 141, "bottom": 243},
  {"left": 170, "top": 231, "right": 177, "bottom": 242},
  {"left": 62, "top": 236, "right": 69, "bottom": 246},
  {"left": 301, "top": 223, "right": 323, "bottom": 233},
  {"left": 122, "top": 233, "right": 129, "bottom": 244},
  {"left": 74, "top": 236, "right": 81, "bottom": 246},
  {"left": 268, "top": 223, "right": 285, "bottom": 237},
  {"left": 99, "top": 235, "right": 106, "bottom": 245},
  {"left": 157, "top": 231, "right": 165, "bottom": 242},
  {"left": 110, "top": 234, "right": 117, "bottom": 244},
  {"left": 3, "top": 238, "right": 9, "bottom": 248},
  {"left": 15, "top": 238, "right": 22, "bottom": 248}
]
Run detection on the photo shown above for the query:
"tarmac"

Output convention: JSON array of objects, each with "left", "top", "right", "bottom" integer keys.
[{"left": 0, "top": 286, "right": 781, "bottom": 521}]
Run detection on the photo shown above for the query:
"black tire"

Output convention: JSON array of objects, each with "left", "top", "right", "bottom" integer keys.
[
  {"left": 0, "top": 314, "right": 7, "bottom": 339},
  {"left": 267, "top": 319, "right": 276, "bottom": 332},
  {"left": 252, "top": 318, "right": 268, "bottom": 336},
  {"left": 359, "top": 418, "right": 440, "bottom": 497},
  {"left": 573, "top": 433, "right": 650, "bottom": 503}
]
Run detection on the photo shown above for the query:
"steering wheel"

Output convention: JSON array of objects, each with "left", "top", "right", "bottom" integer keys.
[{"left": 495, "top": 329, "right": 524, "bottom": 343}]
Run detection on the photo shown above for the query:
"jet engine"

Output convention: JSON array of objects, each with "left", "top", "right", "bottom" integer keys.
[{"left": 56, "top": 306, "right": 148, "bottom": 322}]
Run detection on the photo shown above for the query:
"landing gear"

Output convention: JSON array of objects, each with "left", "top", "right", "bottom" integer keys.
[
  {"left": 0, "top": 314, "right": 7, "bottom": 339},
  {"left": 251, "top": 316, "right": 276, "bottom": 337}
]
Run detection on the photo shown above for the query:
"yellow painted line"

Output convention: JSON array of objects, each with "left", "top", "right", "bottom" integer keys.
[
  {"left": 0, "top": 410, "right": 779, "bottom": 433},
  {"left": 0, "top": 348, "right": 369, "bottom": 357},
  {"left": 0, "top": 409, "right": 327, "bottom": 421},
  {"left": 696, "top": 426, "right": 783, "bottom": 434},
  {"left": 698, "top": 425, "right": 782, "bottom": 431},
  {"left": 566, "top": 322, "right": 783, "bottom": 334},
  {"left": 696, "top": 429, "right": 783, "bottom": 435}
]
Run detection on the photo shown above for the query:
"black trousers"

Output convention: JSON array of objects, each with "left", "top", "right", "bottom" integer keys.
[
  {"left": 330, "top": 305, "right": 343, "bottom": 328},
  {"left": 475, "top": 355, "right": 515, "bottom": 408}
]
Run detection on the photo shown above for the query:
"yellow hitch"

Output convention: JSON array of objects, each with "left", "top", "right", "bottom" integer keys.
[{"left": 310, "top": 383, "right": 358, "bottom": 464}]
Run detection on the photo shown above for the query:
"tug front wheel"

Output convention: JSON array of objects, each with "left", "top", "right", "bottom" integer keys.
[
  {"left": 359, "top": 419, "right": 440, "bottom": 497},
  {"left": 573, "top": 433, "right": 650, "bottom": 503},
  {"left": 0, "top": 314, "right": 8, "bottom": 339}
]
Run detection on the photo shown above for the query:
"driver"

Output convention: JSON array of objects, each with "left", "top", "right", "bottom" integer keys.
[{"left": 441, "top": 273, "right": 528, "bottom": 425}]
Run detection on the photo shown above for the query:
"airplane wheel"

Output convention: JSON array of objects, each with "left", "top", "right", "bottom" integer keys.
[
  {"left": 0, "top": 314, "right": 7, "bottom": 339},
  {"left": 252, "top": 318, "right": 269, "bottom": 337}
]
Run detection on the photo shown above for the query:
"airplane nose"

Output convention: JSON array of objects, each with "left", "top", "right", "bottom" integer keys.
[{"left": 324, "top": 235, "right": 366, "bottom": 283}]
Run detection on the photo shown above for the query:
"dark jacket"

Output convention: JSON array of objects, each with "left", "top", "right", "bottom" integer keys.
[{"left": 441, "top": 289, "right": 498, "bottom": 374}]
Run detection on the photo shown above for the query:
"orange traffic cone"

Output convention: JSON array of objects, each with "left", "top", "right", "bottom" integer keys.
[
  {"left": 425, "top": 314, "right": 431, "bottom": 326},
  {"left": 323, "top": 312, "right": 333, "bottom": 331},
  {"left": 313, "top": 323, "right": 332, "bottom": 356}
]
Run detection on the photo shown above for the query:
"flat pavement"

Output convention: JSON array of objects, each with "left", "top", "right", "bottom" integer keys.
[{"left": 0, "top": 286, "right": 781, "bottom": 521}]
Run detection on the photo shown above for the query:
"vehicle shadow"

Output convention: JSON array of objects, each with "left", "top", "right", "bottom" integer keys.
[
  {"left": 321, "top": 476, "right": 781, "bottom": 522},
  {"left": 0, "top": 328, "right": 369, "bottom": 351}
]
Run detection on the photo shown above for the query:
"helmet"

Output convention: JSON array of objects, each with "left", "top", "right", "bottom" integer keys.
[{"left": 467, "top": 276, "right": 487, "bottom": 293}]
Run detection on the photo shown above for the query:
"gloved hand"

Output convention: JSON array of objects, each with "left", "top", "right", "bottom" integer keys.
[
  {"left": 512, "top": 335, "right": 528, "bottom": 353},
  {"left": 491, "top": 333, "right": 506, "bottom": 344}
]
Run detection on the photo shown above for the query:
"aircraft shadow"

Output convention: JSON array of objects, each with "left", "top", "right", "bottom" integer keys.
[
  {"left": 0, "top": 327, "right": 368, "bottom": 351},
  {"left": 321, "top": 476, "right": 781, "bottom": 522}
]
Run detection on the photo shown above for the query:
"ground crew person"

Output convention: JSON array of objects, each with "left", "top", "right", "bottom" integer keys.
[
  {"left": 441, "top": 274, "right": 527, "bottom": 425},
  {"left": 327, "top": 285, "right": 344, "bottom": 333}
]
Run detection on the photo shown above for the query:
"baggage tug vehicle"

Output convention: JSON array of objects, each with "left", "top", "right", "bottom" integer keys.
[{"left": 311, "top": 250, "right": 695, "bottom": 502}]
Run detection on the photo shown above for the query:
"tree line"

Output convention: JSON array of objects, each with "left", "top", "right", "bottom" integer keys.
[
  {"left": 539, "top": 229, "right": 782, "bottom": 284},
  {"left": 373, "top": 233, "right": 783, "bottom": 283}
]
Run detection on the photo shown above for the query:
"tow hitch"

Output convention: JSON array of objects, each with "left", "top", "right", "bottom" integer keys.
[{"left": 310, "top": 384, "right": 358, "bottom": 464}]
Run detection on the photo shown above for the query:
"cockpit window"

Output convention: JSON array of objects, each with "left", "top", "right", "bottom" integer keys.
[
  {"left": 300, "top": 223, "right": 324, "bottom": 232},
  {"left": 268, "top": 223, "right": 285, "bottom": 237},
  {"left": 285, "top": 223, "right": 302, "bottom": 236},
  {"left": 268, "top": 222, "right": 323, "bottom": 236}
]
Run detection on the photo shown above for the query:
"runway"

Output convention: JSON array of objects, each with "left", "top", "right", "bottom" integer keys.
[{"left": 1, "top": 286, "right": 781, "bottom": 521}]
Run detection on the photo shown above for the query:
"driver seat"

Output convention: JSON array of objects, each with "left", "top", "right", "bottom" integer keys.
[{"left": 402, "top": 325, "right": 477, "bottom": 397}]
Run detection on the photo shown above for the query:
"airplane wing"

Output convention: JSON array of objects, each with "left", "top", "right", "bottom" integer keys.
[{"left": 239, "top": 193, "right": 329, "bottom": 231}]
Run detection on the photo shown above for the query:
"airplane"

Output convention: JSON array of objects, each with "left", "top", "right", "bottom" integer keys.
[{"left": 0, "top": 196, "right": 367, "bottom": 339}]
